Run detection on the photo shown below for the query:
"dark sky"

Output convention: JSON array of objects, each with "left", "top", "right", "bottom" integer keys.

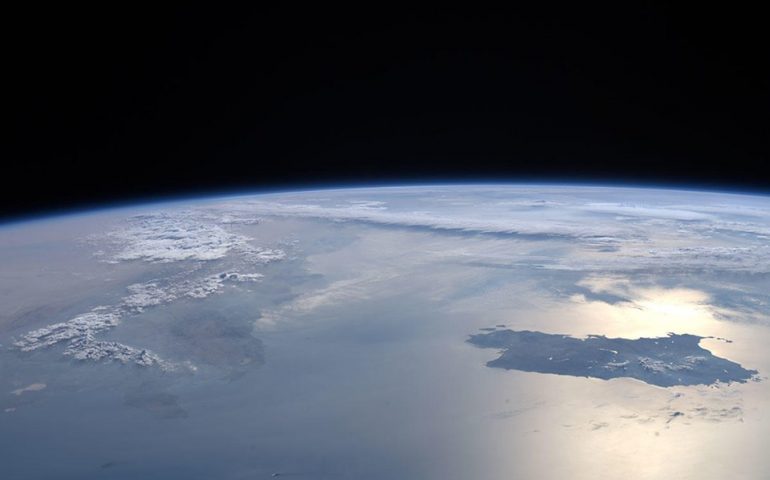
[{"left": 6, "top": 5, "right": 769, "bottom": 220}]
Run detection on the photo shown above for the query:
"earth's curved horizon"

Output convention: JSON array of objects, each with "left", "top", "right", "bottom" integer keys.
[
  {"left": 1, "top": 184, "right": 768, "bottom": 479},
  {"left": 4, "top": 182, "right": 770, "bottom": 229}
]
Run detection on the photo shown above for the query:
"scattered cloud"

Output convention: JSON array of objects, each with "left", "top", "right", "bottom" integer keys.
[{"left": 11, "top": 383, "right": 46, "bottom": 396}]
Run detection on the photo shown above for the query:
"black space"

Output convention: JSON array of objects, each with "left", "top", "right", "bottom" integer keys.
[{"left": 6, "top": 5, "right": 769, "bottom": 220}]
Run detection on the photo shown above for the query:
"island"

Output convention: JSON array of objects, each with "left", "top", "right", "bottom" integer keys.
[{"left": 467, "top": 329, "right": 758, "bottom": 387}]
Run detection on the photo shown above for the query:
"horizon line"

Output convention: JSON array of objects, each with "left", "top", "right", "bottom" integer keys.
[{"left": 2, "top": 180, "right": 769, "bottom": 228}]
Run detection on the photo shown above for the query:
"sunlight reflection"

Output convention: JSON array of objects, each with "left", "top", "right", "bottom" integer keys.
[{"left": 567, "top": 279, "right": 724, "bottom": 341}]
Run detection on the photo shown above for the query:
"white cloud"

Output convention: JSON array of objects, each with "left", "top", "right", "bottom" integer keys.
[
  {"left": 16, "top": 209, "right": 288, "bottom": 370},
  {"left": 214, "top": 187, "right": 770, "bottom": 273},
  {"left": 14, "top": 270, "right": 270, "bottom": 370},
  {"left": 11, "top": 383, "right": 46, "bottom": 396},
  {"left": 101, "top": 212, "right": 269, "bottom": 264}
]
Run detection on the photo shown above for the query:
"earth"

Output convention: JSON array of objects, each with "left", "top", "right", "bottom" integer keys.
[{"left": 0, "top": 185, "right": 768, "bottom": 479}]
